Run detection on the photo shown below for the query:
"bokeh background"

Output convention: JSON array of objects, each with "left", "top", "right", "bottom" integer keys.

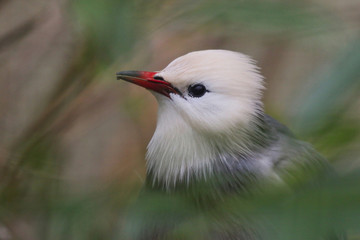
[{"left": 0, "top": 0, "right": 359, "bottom": 239}]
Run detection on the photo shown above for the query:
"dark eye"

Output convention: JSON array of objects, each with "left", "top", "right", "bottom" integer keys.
[
  {"left": 188, "top": 84, "right": 208, "bottom": 98},
  {"left": 153, "top": 76, "right": 164, "bottom": 80}
]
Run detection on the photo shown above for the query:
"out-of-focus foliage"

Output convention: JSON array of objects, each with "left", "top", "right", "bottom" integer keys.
[
  {"left": 72, "top": 0, "right": 145, "bottom": 64},
  {"left": 122, "top": 169, "right": 360, "bottom": 240},
  {"left": 178, "top": 1, "right": 337, "bottom": 36},
  {"left": 0, "top": 0, "right": 359, "bottom": 239}
]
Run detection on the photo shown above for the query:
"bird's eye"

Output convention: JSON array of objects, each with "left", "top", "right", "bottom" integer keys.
[
  {"left": 153, "top": 76, "right": 164, "bottom": 80},
  {"left": 188, "top": 84, "right": 208, "bottom": 98}
]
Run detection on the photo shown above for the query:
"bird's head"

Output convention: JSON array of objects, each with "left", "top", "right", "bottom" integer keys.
[
  {"left": 117, "top": 50, "right": 266, "bottom": 185},
  {"left": 117, "top": 50, "right": 264, "bottom": 135}
]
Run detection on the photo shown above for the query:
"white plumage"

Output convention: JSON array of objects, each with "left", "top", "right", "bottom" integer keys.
[{"left": 146, "top": 50, "right": 266, "bottom": 186}]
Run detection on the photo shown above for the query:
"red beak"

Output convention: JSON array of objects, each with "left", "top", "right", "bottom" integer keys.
[{"left": 116, "top": 71, "right": 182, "bottom": 98}]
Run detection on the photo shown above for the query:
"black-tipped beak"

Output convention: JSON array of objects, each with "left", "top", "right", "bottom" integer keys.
[{"left": 116, "top": 71, "right": 182, "bottom": 98}]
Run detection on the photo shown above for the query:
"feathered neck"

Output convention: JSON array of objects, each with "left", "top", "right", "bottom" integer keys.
[{"left": 146, "top": 107, "right": 276, "bottom": 190}]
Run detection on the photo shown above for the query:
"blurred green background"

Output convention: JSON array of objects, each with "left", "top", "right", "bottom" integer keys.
[{"left": 0, "top": 0, "right": 359, "bottom": 239}]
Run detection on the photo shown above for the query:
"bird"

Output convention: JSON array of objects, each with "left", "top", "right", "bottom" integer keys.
[{"left": 116, "top": 50, "right": 332, "bottom": 240}]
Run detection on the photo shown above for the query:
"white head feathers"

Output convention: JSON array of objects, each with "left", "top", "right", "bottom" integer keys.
[
  {"left": 146, "top": 50, "right": 266, "bottom": 187},
  {"left": 157, "top": 50, "right": 264, "bottom": 133}
]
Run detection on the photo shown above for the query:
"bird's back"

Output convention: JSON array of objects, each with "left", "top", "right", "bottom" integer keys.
[{"left": 262, "top": 115, "right": 330, "bottom": 183}]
